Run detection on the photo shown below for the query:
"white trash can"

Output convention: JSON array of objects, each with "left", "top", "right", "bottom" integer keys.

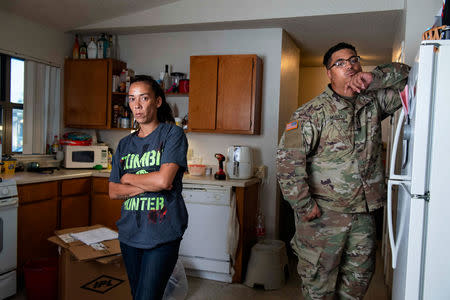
[{"left": 244, "top": 239, "right": 289, "bottom": 290}]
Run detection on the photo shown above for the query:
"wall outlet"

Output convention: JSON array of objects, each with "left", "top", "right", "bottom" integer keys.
[{"left": 254, "top": 165, "right": 267, "bottom": 179}]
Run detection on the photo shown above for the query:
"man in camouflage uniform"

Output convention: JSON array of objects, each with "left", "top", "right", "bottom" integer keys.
[{"left": 276, "top": 42, "right": 410, "bottom": 299}]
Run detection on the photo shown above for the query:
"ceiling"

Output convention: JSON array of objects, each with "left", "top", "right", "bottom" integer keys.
[
  {"left": 0, "top": 1, "right": 402, "bottom": 67},
  {"left": 0, "top": 0, "right": 180, "bottom": 31}
]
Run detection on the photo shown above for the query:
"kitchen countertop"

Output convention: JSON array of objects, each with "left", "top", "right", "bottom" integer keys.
[{"left": 6, "top": 169, "right": 260, "bottom": 187}]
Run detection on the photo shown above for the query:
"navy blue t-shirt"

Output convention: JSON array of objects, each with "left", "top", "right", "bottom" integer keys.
[{"left": 109, "top": 123, "right": 188, "bottom": 249}]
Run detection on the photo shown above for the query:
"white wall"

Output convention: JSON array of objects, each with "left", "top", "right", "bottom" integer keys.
[
  {"left": 299, "top": 67, "right": 330, "bottom": 106},
  {"left": 392, "top": 9, "right": 406, "bottom": 63},
  {"left": 403, "top": 0, "right": 443, "bottom": 65},
  {"left": 299, "top": 65, "right": 376, "bottom": 105},
  {"left": 98, "top": 28, "right": 283, "bottom": 237},
  {"left": 0, "top": 10, "right": 71, "bottom": 67},
  {"left": 80, "top": 0, "right": 403, "bottom": 30},
  {"left": 278, "top": 31, "right": 300, "bottom": 139}
]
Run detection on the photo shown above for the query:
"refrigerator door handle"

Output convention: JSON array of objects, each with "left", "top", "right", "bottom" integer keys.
[
  {"left": 389, "top": 109, "right": 411, "bottom": 181},
  {"left": 387, "top": 179, "right": 411, "bottom": 269}
]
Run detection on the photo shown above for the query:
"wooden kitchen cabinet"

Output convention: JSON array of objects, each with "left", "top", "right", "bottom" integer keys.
[
  {"left": 64, "top": 58, "right": 126, "bottom": 128},
  {"left": 60, "top": 178, "right": 90, "bottom": 229},
  {"left": 17, "top": 181, "right": 59, "bottom": 278},
  {"left": 91, "top": 177, "right": 122, "bottom": 230},
  {"left": 233, "top": 183, "right": 259, "bottom": 283},
  {"left": 189, "top": 55, "right": 262, "bottom": 134}
]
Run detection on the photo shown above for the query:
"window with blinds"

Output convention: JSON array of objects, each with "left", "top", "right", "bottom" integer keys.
[{"left": 0, "top": 54, "right": 24, "bottom": 153}]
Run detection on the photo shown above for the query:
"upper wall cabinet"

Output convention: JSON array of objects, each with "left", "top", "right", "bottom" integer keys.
[
  {"left": 189, "top": 55, "right": 262, "bottom": 135},
  {"left": 64, "top": 59, "right": 126, "bottom": 128}
]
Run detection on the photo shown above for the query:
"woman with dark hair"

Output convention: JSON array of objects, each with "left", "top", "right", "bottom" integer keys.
[{"left": 109, "top": 75, "right": 188, "bottom": 300}]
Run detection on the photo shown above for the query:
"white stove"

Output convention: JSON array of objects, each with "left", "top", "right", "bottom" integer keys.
[{"left": 0, "top": 179, "right": 18, "bottom": 299}]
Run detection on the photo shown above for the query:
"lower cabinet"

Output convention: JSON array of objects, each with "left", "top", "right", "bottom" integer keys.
[
  {"left": 17, "top": 178, "right": 92, "bottom": 282},
  {"left": 60, "top": 178, "right": 91, "bottom": 229},
  {"left": 17, "top": 176, "right": 121, "bottom": 280},
  {"left": 17, "top": 176, "right": 257, "bottom": 285},
  {"left": 17, "top": 181, "right": 59, "bottom": 279},
  {"left": 234, "top": 184, "right": 258, "bottom": 283},
  {"left": 91, "top": 177, "right": 122, "bottom": 231}
]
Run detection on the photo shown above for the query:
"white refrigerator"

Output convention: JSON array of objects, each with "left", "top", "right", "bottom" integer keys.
[{"left": 388, "top": 40, "right": 450, "bottom": 300}]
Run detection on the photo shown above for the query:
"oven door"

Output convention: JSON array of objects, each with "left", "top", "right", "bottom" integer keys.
[{"left": 0, "top": 200, "right": 18, "bottom": 274}]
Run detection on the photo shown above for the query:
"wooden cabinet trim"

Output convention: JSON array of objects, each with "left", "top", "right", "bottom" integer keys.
[
  {"left": 91, "top": 177, "right": 121, "bottom": 230},
  {"left": 18, "top": 181, "right": 58, "bottom": 204},
  {"left": 92, "top": 177, "right": 110, "bottom": 194},
  {"left": 17, "top": 189, "right": 58, "bottom": 279},
  {"left": 64, "top": 58, "right": 126, "bottom": 129},
  {"left": 60, "top": 194, "right": 90, "bottom": 229},
  {"left": 188, "top": 56, "right": 219, "bottom": 131},
  {"left": 188, "top": 54, "right": 262, "bottom": 135},
  {"left": 217, "top": 55, "right": 254, "bottom": 132},
  {"left": 232, "top": 183, "right": 258, "bottom": 283},
  {"left": 61, "top": 178, "right": 91, "bottom": 196}
]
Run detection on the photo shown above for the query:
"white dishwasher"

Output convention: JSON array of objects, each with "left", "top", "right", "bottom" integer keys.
[{"left": 180, "top": 184, "right": 232, "bottom": 282}]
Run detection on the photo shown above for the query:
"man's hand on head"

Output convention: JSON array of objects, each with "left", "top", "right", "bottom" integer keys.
[{"left": 345, "top": 72, "right": 373, "bottom": 94}]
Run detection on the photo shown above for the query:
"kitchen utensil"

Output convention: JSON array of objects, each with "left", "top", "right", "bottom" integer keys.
[
  {"left": 205, "top": 167, "right": 212, "bottom": 176},
  {"left": 226, "top": 146, "right": 253, "bottom": 179},
  {"left": 120, "top": 117, "right": 130, "bottom": 128},
  {"left": 27, "top": 162, "right": 59, "bottom": 174},
  {"left": 3, "top": 160, "right": 16, "bottom": 175},
  {"left": 170, "top": 72, "right": 186, "bottom": 90},
  {"left": 188, "top": 164, "right": 206, "bottom": 176},
  {"left": 214, "top": 153, "right": 226, "bottom": 180},
  {"left": 56, "top": 150, "right": 64, "bottom": 161}
]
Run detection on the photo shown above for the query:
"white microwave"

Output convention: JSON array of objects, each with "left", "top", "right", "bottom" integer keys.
[{"left": 63, "top": 145, "right": 108, "bottom": 169}]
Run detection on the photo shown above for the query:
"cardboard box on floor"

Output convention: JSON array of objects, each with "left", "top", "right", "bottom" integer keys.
[{"left": 48, "top": 225, "right": 132, "bottom": 300}]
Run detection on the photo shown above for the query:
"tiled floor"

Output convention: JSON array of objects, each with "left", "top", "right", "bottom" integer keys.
[
  {"left": 186, "top": 246, "right": 388, "bottom": 300},
  {"left": 11, "top": 248, "right": 388, "bottom": 300}
]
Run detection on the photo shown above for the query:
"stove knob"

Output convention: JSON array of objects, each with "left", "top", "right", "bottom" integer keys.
[{"left": 2, "top": 188, "right": 9, "bottom": 195}]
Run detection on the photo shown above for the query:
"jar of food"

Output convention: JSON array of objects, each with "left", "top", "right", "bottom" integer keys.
[
  {"left": 179, "top": 79, "right": 189, "bottom": 94},
  {"left": 170, "top": 72, "right": 186, "bottom": 91}
]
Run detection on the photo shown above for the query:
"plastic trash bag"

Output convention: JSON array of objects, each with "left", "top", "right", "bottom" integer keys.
[{"left": 162, "top": 258, "right": 188, "bottom": 300}]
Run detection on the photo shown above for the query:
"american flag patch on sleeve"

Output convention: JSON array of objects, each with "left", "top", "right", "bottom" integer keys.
[{"left": 285, "top": 120, "right": 298, "bottom": 131}]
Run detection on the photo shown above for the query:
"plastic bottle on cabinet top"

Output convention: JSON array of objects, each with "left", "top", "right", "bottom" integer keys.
[
  {"left": 51, "top": 135, "right": 60, "bottom": 154},
  {"left": 163, "top": 65, "right": 171, "bottom": 92},
  {"left": 107, "top": 150, "right": 112, "bottom": 170},
  {"left": 72, "top": 35, "right": 80, "bottom": 59},
  {"left": 79, "top": 41, "right": 87, "bottom": 59},
  {"left": 103, "top": 33, "right": 109, "bottom": 58},
  {"left": 107, "top": 35, "right": 114, "bottom": 58},
  {"left": 256, "top": 210, "right": 266, "bottom": 242},
  {"left": 119, "top": 69, "right": 127, "bottom": 92},
  {"left": 97, "top": 34, "right": 106, "bottom": 59},
  {"left": 87, "top": 37, "right": 97, "bottom": 59}
]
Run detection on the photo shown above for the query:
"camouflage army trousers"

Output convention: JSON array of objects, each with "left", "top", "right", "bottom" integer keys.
[{"left": 292, "top": 207, "right": 376, "bottom": 300}]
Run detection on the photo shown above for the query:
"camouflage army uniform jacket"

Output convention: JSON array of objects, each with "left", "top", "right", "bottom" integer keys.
[{"left": 276, "top": 63, "right": 410, "bottom": 214}]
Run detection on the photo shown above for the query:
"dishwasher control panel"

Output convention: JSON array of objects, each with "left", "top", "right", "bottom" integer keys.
[{"left": 182, "top": 184, "right": 232, "bottom": 206}]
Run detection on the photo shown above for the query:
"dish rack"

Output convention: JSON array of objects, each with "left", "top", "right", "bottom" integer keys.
[{"left": 422, "top": 25, "right": 446, "bottom": 40}]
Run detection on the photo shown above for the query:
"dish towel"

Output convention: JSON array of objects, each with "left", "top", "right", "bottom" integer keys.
[{"left": 227, "top": 191, "right": 240, "bottom": 277}]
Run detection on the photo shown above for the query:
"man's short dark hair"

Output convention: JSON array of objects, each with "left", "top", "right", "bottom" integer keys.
[{"left": 323, "top": 42, "right": 357, "bottom": 68}]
